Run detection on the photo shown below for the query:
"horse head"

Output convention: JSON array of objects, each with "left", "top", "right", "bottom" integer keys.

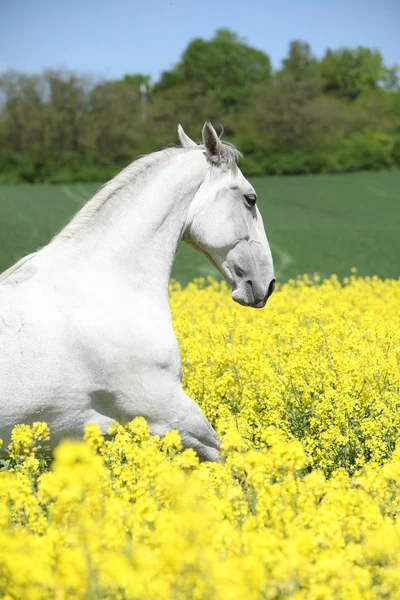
[{"left": 181, "top": 121, "right": 275, "bottom": 308}]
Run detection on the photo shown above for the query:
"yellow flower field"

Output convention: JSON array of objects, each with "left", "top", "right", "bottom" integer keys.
[{"left": 1, "top": 274, "right": 400, "bottom": 599}]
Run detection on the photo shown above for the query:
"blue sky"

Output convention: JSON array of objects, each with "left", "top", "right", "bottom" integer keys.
[{"left": 1, "top": 0, "right": 399, "bottom": 82}]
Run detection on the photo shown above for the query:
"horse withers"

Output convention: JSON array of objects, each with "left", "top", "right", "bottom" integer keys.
[{"left": 0, "top": 121, "right": 275, "bottom": 460}]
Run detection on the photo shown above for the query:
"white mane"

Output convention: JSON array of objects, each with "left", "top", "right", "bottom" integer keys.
[
  {"left": 55, "top": 141, "right": 241, "bottom": 241},
  {"left": 55, "top": 148, "right": 182, "bottom": 241}
]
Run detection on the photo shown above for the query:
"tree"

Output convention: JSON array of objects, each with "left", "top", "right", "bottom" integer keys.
[
  {"left": 280, "top": 40, "right": 319, "bottom": 81},
  {"left": 44, "top": 70, "right": 90, "bottom": 156},
  {"left": 320, "top": 47, "right": 396, "bottom": 100},
  {"left": 234, "top": 77, "right": 323, "bottom": 156},
  {"left": 154, "top": 29, "right": 271, "bottom": 112},
  {"left": 1, "top": 34, "right": 400, "bottom": 182},
  {"left": 88, "top": 78, "right": 145, "bottom": 163}
]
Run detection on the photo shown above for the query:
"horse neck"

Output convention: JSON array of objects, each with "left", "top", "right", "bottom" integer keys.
[{"left": 51, "top": 150, "right": 207, "bottom": 296}]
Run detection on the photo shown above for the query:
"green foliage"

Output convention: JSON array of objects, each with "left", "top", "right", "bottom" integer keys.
[
  {"left": 328, "top": 131, "right": 396, "bottom": 172},
  {"left": 0, "top": 31, "right": 399, "bottom": 181},
  {"left": 279, "top": 40, "right": 319, "bottom": 81},
  {"left": 320, "top": 47, "right": 397, "bottom": 99},
  {"left": 155, "top": 29, "right": 271, "bottom": 111},
  {"left": 257, "top": 131, "right": 398, "bottom": 176}
]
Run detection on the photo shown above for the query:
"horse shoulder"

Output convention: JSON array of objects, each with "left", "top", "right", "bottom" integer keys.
[{"left": 64, "top": 284, "right": 182, "bottom": 380}]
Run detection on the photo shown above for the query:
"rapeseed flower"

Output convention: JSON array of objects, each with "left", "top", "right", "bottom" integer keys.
[{"left": 0, "top": 274, "right": 400, "bottom": 598}]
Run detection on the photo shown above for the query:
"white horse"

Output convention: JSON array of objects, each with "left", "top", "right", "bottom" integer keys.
[{"left": 0, "top": 121, "right": 275, "bottom": 460}]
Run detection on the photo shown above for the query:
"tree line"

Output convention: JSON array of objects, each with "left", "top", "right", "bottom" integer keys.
[{"left": 0, "top": 29, "right": 399, "bottom": 183}]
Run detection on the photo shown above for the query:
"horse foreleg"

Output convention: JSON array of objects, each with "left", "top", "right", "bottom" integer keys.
[
  {"left": 88, "top": 384, "right": 220, "bottom": 461},
  {"left": 148, "top": 389, "right": 221, "bottom": 462}
]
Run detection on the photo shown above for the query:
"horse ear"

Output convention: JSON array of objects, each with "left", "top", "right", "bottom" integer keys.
[
  {"left": 202, "top": 120, "right": 222, "bottom": 159},
  {"left": 178, "top": 124, "right": 197, "bottom": 148}
]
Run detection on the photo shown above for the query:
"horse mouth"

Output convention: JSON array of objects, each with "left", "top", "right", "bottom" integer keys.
[
  {"left": 185, "top": 242, "right": 266, "bottom": 308},
  {"left": 232, "top": 281, "right": 266, "bottom": 308},
  {"left": 204, "top": 254, "right": 265, "bottom": 308}
]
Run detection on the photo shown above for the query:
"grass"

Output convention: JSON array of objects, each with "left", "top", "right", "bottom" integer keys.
[{"left": 0, "top": 170, "right": 399, "bottom": 284}]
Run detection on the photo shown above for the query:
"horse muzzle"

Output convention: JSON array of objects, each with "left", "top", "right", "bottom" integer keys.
[{"left": 232, "top": 277, "right": 276, "bottom": 308}]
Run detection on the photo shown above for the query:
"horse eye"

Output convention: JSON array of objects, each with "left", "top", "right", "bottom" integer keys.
[{"left": 244, "top": 194, "right": 257, "bottom": 207}]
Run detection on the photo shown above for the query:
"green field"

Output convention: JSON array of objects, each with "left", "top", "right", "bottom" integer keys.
[{"left": 0, "top": 170, "right": 399, "bottom": 284}]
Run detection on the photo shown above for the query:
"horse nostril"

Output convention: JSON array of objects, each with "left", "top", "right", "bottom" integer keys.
[{"left": 267, "top": 278, "right": 276, "bottom": 299}]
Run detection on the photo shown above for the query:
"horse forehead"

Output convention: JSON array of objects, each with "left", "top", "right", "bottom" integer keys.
[
  {"left": 211, "top": 166, "right": 247, "bottom": 188},
  {"left": 238, "top": 170, "right": 255, "bottom": 192},
  {"left": 232, "top": 169, "right": 254, "bottom": 193}
]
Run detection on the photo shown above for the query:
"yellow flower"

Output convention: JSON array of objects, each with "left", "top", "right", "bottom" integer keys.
[
  {"left": 8, "top": 423, "right": 33, "bottom": 457},
  {"left": 84, "top": 423, "right": 104, "bottom": 451},
  {"left": 221, "top": 427, "right": 247, "bottom": 454},
  {"left": 126, "top": 416, "right": 150, "bottom": 442},
  {"left": 162, "top": 430, "right": 183, "bottom": 452},
  {"left": 32, "top": 422, "right": 50, "bottom": 442},
  {"left": 0, "top": 275, "right": 400, "bottom": 599}
]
